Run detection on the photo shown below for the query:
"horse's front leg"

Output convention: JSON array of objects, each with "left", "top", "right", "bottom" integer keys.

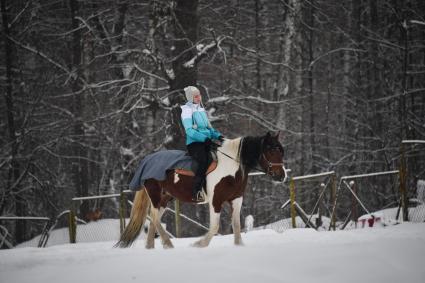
[
  {"left": 231, "top": 197, "right": 244, "bottom": 246},
  {"left": 193, "top": 202, "right": 220, "bottom": 248}
]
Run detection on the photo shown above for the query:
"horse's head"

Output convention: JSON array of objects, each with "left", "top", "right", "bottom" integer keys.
[{"left": 258, "top": 131, "right": 287, "bottom": 182}]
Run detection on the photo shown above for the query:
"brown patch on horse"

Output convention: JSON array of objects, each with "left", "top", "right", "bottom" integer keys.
[
  {"left": 144, "top": 179, "right": 163, "bottom": 209},
  {"left": 145, "top": 171, "right": 202, "bottom": 209},
  {"left": 174, "top": 161, "right": 217, "bottom": 177},
  {"left": 212, "top": 169, "right": 248, "bottom": 213},
  {"left": 85, "top": 208, "right": 102, "bottom": 222}
]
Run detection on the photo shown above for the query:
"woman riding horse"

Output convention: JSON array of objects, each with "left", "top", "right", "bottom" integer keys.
[
  {"left": 181, "top": 86, "right": 224, "bottom": 202},
  {"left": 116, "top": 131, "right": 286, "bottom": 249}
]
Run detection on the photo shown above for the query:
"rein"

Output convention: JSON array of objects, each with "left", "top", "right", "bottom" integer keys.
[
  {"left": 216, "top": 139, "right": 284, "bottom": 178},
  {"left": 217, "top": 149, "right": 239, "bottom": 163},
  {"left": 215, "top": 137, "right": 243, "bottom": 163}
]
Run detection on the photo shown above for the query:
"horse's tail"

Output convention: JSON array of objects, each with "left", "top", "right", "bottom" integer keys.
[{"left": 115, "top": 189, "right": 150, "bottom": 248}]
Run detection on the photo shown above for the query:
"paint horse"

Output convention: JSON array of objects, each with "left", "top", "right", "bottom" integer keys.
[{"left": 116, "top": 131, "right": 286, "bottom": 249}]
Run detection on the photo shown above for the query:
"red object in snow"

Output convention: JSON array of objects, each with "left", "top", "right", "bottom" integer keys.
[{"left": 357, "top": 215, "right": 381, "bottom": 228}]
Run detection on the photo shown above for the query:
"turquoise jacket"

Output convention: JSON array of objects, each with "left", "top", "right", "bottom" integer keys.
[{"left": 181, "top": 102, "right": 221, "bottom": 145}]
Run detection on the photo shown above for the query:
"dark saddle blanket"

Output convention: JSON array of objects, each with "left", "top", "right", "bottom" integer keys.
[{"left": 129, "top": 150, "right": 214, "bottom": 191}]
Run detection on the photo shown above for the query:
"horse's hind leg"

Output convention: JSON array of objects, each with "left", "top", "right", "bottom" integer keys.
[
  {"left": 145, "top": 209, "right": 156, "bottom": 249},
  {"left": 231, "top": 197, "right": 244, "bottom": 246},
  {"left": 193, "top": 203, "right": 221, "bottom": 248},
  {"left": 151, "top": 207, "right": 174, "bottom": 249},
  {"left": 144, "top": 179, "right": 174, "bottom": 249},
  {"left": 146, "top": 206, "right": 168, "bottom": 249}
]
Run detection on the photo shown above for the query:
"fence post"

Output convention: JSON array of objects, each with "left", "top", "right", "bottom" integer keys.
[
  {"left": 399, "top": 143, "right": 409, "bottom": 221},
  {"left": 37, "top": 220, "right": 51, "bottom": 248},
  {"left": 316, "top": 183, "right": 324, "bottom": 228},
  {"left": 350, "top": 181, "right": 358, "bottom": 228},
  {"left": 68, "top": 203, "right": 76, "bottom": 244},
  {"left": 174, "top": 199, "right": 181, "bottom": 237},
  {"left": 290, "top": 178, "right": 296, "bottom": 228},
  {"left": 119, "top": 191, "right": 127, "bottom": 233},
  {"left": 330, "top": 175, "right": 336, "bottom": 230}
]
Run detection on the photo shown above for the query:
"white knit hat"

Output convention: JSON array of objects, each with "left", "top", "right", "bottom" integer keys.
[{"left": 184, "top": 86, "right": 200, "bottom": 102}]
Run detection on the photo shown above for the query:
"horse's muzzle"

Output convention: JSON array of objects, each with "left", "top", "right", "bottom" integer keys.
[{"left": 272, "top": 172, "right": 287, "bottom": 183}]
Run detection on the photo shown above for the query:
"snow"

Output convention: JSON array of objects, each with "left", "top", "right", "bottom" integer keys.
[
  {"left": 244, "top": 215, "right": 254, "bottom": 232},
  {"left": 410, "top": 20, "right": 425, "bottom": 26},
  {"left": 122, "top": 63, "right": 133, "bottom": 79},
  {"left": 119, "top": 146, "right": 135, "bottom": 157},
  {"left": 183, "top": 42, "right": 216, "bottom": 68},
  {"left": 165, "top": 68, "right": 175, "bottom": 80},
  {"left": 208, "top": 96, "right": 230, "bottom": 103},
  {"left": 161, "top": 96, "right": 171, "bottom": 106},
  {"left": 2, "top": 223, "right": 425, "bottom": 283}
]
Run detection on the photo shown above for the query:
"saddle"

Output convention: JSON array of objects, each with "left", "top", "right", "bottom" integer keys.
[{"left": 175, "top": 151, "right": 218, "bottom": 177}]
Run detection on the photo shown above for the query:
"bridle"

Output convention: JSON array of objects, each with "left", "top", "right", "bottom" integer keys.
[{"left": 260, "top": 152, "right": 285, "bottom": 178}]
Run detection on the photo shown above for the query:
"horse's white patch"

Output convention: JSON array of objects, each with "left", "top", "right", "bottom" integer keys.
[
  {"left": 206, "top": 138, "right": 241, "bottom": 197},
  {"left": 231, "top": 197, "right": 243, "bottom": 221},
  {"left": 174, "top": 173, "right": 180, "bottom": 184}
]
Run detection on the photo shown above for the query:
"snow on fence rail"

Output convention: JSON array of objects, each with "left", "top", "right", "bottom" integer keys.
[
  {"left": 292, "top": 171, "right": 335, "bottom": 181},
  {"left": 401, "top": 140, "right": 425, "bottom": 144},
  {"left": 340, "top": 170, "right": 400, "bottom": 180}
]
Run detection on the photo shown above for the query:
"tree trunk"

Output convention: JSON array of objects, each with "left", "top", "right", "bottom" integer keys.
[
  {"left": 255, "top": 0, "right": 262, "bottom": 91},
  {"left": 167, "top": 0, "right": 199, "bottom": 150},
  {"left": 308, "top": 1, "right": 316, "bottom": 173},
  {"left": 400, "top": 15, "right": 408, "bottom": 141},
  {"left": 69, "top": 0, "right": 89, "bottom": 218},
  {"left": 1, "top": 0, "right": 26, "bottom": 243}
]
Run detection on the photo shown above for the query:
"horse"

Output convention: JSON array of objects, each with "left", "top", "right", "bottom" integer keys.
[{"left": 116, "top": 131, "right": 287, "bottom": 249}]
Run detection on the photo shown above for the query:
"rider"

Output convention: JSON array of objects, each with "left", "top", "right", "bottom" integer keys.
[{"left": 181, "top": 86, "right": 224, "bottom": 202}]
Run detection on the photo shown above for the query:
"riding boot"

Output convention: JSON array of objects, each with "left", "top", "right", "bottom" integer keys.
[{"left": 192, "top": 175, "right": 205, "bottom": 202}]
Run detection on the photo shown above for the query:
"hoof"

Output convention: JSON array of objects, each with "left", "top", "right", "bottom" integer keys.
[
  {"left": 145, "top": 241, "right": 155, "bottom": 249},
  {"left": 191, "top": 239, "right": 208, "bottom": 248},
  {"left": 163, "top": 241, "right": 174, "bottom": 249}
]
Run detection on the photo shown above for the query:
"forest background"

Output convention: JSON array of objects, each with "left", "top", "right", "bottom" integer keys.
[{"left": 1, "top": 0, "right": 424, "bottom": 244}]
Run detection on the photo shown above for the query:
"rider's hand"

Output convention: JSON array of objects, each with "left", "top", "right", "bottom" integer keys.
[
  {"left": 218, "top": 136, "right": 225, "bottom": 142},
  {"left": 205, "top": 138, "right": 219, "bottom": 150},
  {"left": 204, "top": 138, "right": 213, "bottom": 147}
]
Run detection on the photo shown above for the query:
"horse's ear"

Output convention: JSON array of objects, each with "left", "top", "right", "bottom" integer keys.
[{"left": 267, "top": 131, "right": 280, "bottom": 139}]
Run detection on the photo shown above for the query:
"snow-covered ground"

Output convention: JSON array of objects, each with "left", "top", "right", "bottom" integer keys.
[{"left": 1, "top": 222, "right": 425, "bottom": 283}]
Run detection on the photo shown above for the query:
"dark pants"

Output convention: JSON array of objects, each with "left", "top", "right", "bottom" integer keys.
[{"left": 187, "top": 142, "right": 209, "bottom": 195}]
